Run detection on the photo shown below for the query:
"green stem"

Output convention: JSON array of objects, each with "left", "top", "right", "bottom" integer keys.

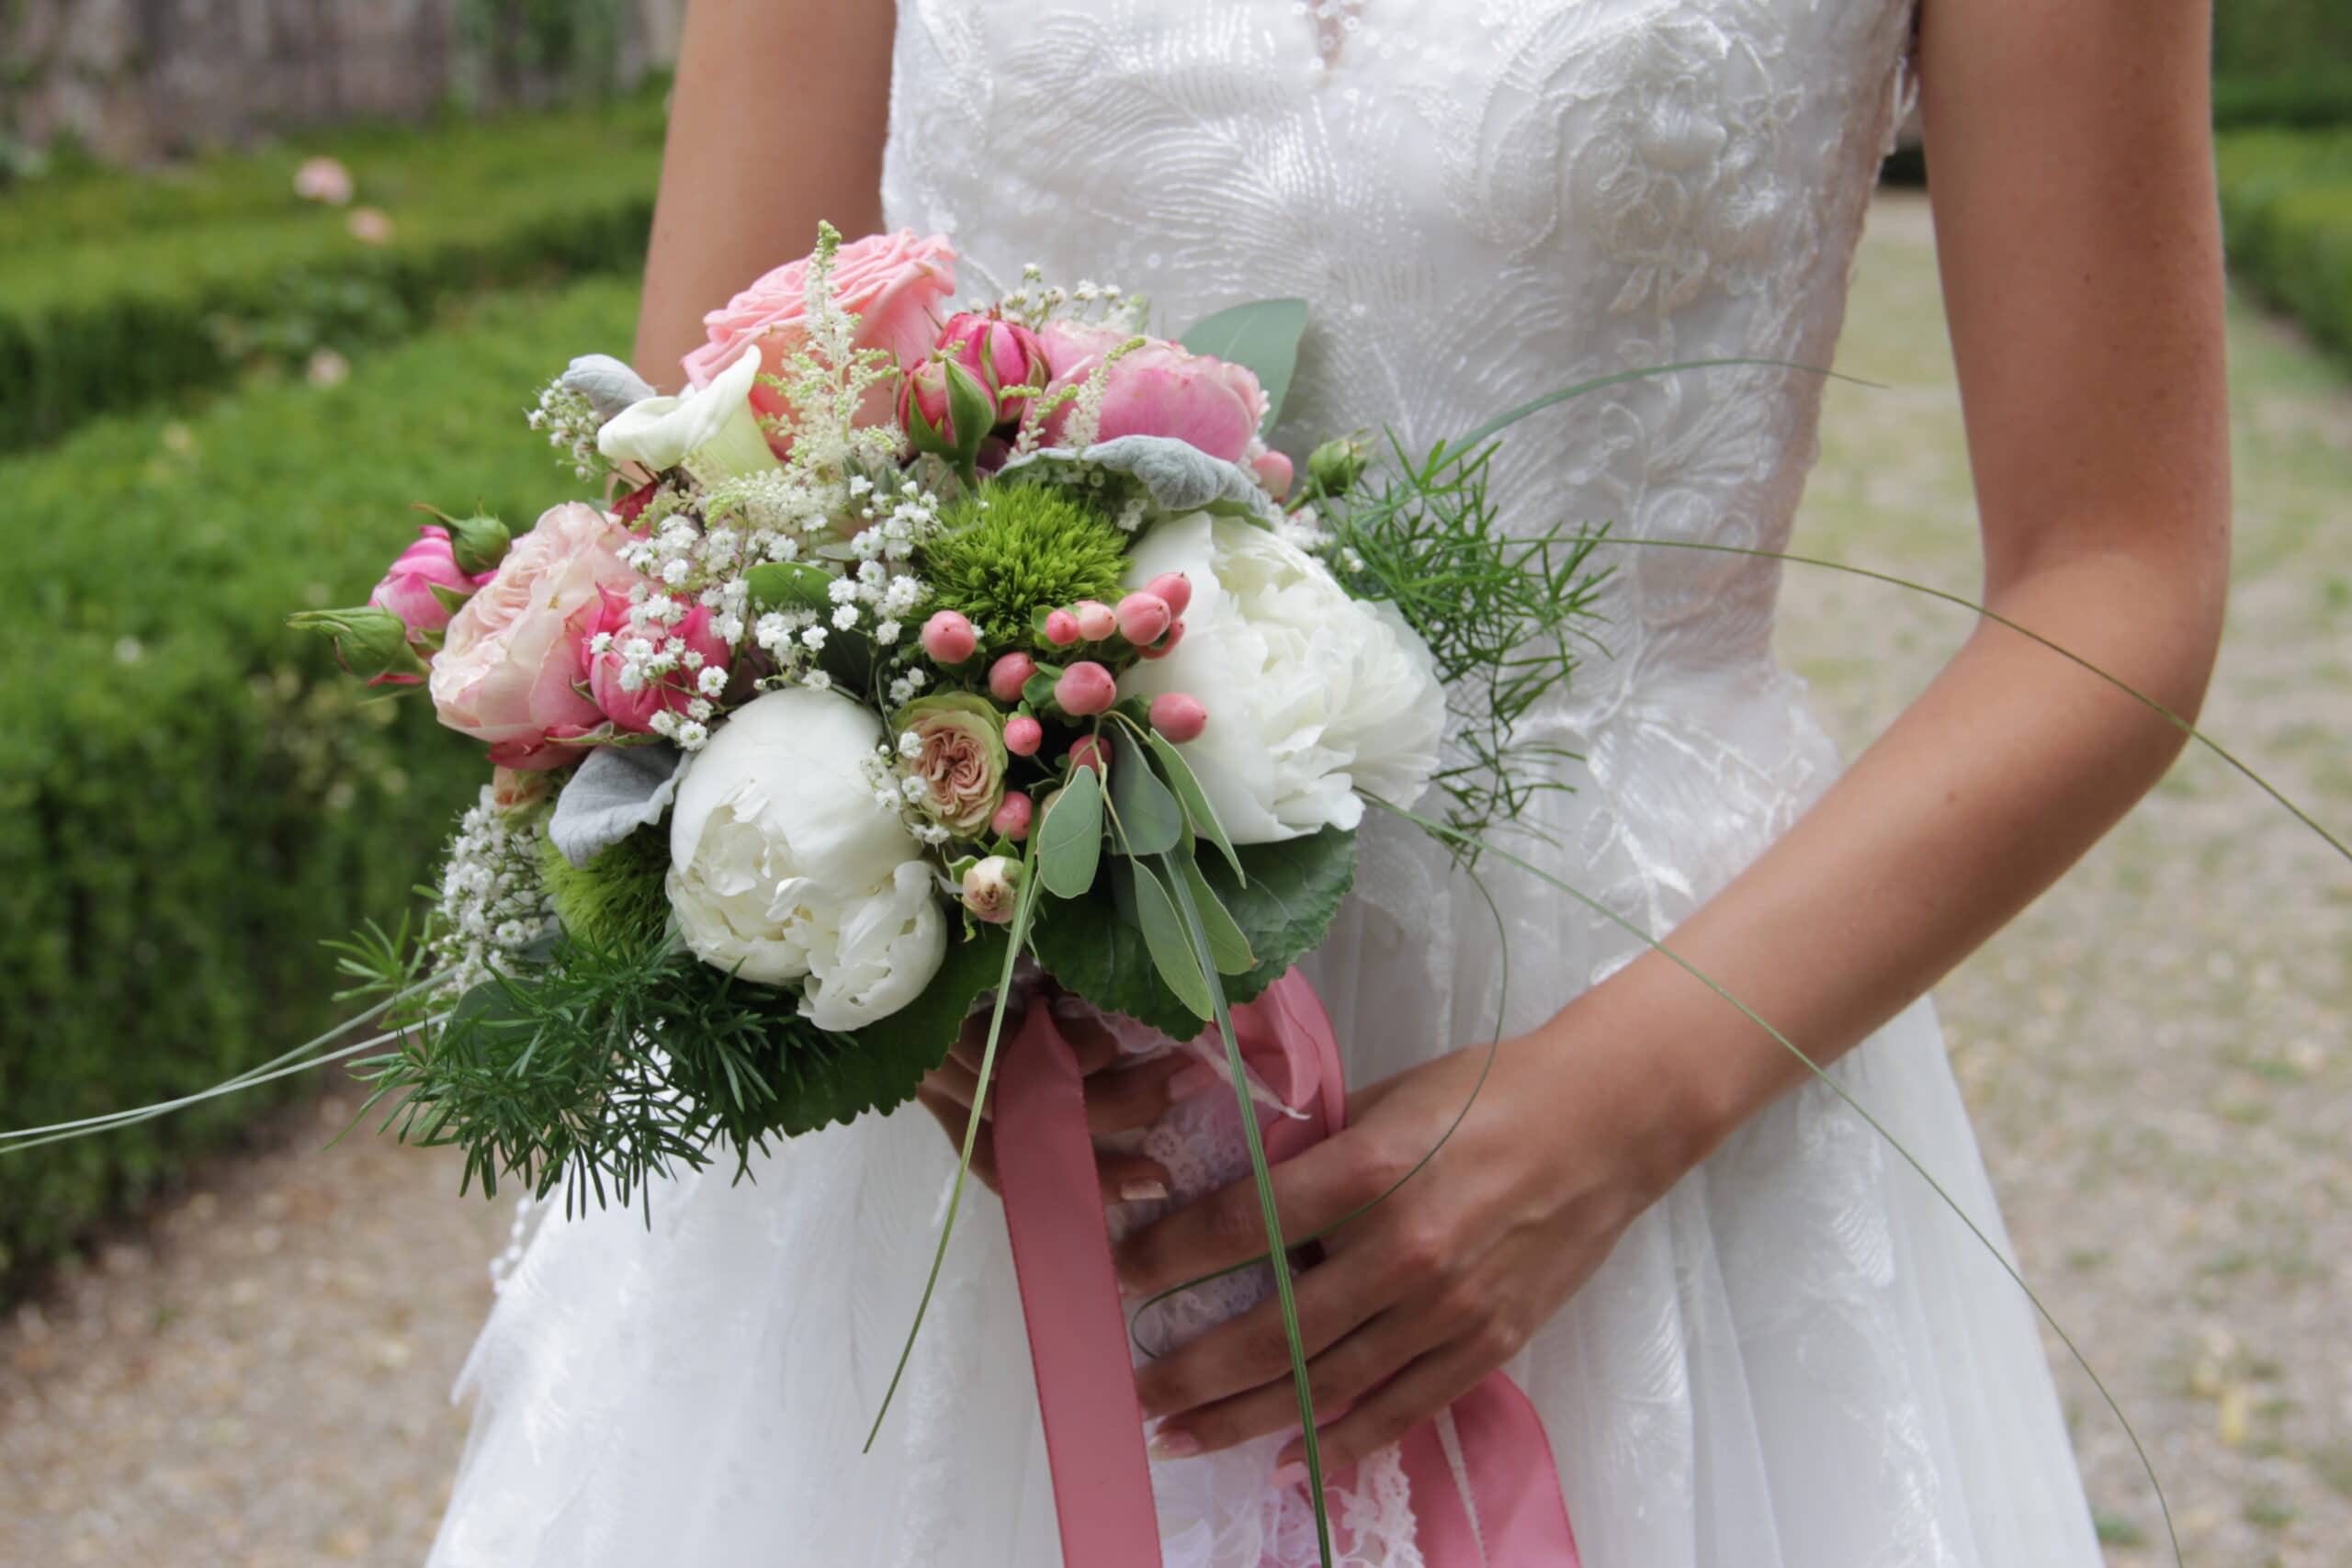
[
  {"left": 1160, "top": 852, "right": 1334, "bottom": 1568},
  {"left": 1597, "top": 535, "right": 2349, "bottom": 865},
  {"left": 1365, "top": 795, "right": 2182, "bottom": 1568},
  {"left": 864, "top": 851, "right": 1042, "bottom": 1451}
]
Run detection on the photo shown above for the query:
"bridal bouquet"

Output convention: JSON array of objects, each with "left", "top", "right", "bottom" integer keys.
[{"left": 295, "top": 223, "right": 1599, "bottom": 1213}]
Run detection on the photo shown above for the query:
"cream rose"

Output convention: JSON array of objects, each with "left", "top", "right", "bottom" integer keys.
[
  {"left": 667, "top": 688, "right": 945, "bottom": 1030},
  {"left": 1118, "top": 513, "right": 1446, "bottom": 842}
]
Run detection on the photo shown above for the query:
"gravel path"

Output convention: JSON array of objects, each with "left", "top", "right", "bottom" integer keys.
[{"left": 3, "top": 191, "right": 2346, "bottom": 1566}]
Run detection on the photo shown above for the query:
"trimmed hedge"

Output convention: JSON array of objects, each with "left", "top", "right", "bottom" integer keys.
[
  {"left": 2218, "top": 130, "right": 2352, "bottom": 363},
  {"left": 0, "top": 96, "right": 664, "bottom": 455},
  {"left": 0, "top": 277, "right": 640, "bottom": 1292}
]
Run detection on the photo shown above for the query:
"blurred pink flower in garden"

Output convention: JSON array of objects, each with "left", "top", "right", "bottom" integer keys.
[
  {"left": 346, "top": 208, "right": 395, "bottom": 245},
  {"left": 293, "top": 155, "right": 354, "bottom": 206}
]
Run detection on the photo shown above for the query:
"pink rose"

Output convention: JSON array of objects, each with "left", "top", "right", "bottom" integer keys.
[
  {"left": 428, "top": 503, "right": 639, "bottom": 771},
  {"left": 368, "top": 524, "right": 490, "bottom": 642},
  {"left": 682, "top": 230, "right": 957, "bottom": 451},
  {"left": 1038, "top": 321, "right": 1267, "bottom": 465},
  {"left": 583, "top": 590, "right": 732, "bottom": 734},
  {"left": 896, "top": 694, "right": 1008, "bottom": 840}
]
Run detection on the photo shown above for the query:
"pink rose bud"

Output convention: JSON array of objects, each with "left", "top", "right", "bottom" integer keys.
[
  {"left": 991, "top": 790, "right": 1035, "bottom": 841},
  {"left": 368, "top": 524, "right": 481, "bottom": 641},
  {"left": 1067, "top": 735, "right": 1110, "bottom": 776},
  {"left": 1044, "top": 608, "right": 1081, "bottom": 647},
  {"left": 988, "top": 650, "right": 1038, "bottom": 702},
  {"left": 490, "top": 765, "right": 555, "bottom": 813},
  {"left": 1146, "top": 572, "right": 1193, "bottom": 617},
  {"left": 1003, "top": 715, "right": 1044, "bottom": 756},
  {"left": 940, "top": 312, "right": 1046, "bottom": 398},
  {"left": 1136, "top": 620, "right": 1188, "bottom": 661},
  {"left": 1054, "top": 660, "right": 1117, "bottom": 716},
  {"left": 1148, "top": 693, "right": 1208, "bottom": 743},
  {"left": 1114, "top": 590, "right": 1172, "bottom": 647},
  {"left": 920, "top": 608, "right": 978, "bottom": 664},
  {"left": 1072, "top": 599, "right": 1117, "bottom": 640},
  {"left": 901, "top": 358, "right": 954, "bottom": 435}
]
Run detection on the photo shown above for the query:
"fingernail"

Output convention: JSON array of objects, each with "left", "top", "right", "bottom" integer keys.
[
  {"left": 1119, "top": 1179, "right": 1169, "bottom": 1203},
  {"left": 1168, "top": 1063, "right": 1222, "bottom": 1100},
  {"left": 1270, "top": 1461, "right": 1308, "bottom": 1490},
  {"left": 1150, "top": 1428, "right": 1201, "bottom": 1460}
]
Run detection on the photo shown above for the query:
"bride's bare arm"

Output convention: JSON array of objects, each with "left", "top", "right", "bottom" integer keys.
[
  {"left": 1123, "top": 0, "right": 2231, "bottom": 1469},
  {"left": 629, "top": 0, "right": 897, "bottom": 388}
]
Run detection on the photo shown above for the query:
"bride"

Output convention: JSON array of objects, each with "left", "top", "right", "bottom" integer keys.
[{"left": 430, "top": 1, "right": 2229, "bottom": 1562}]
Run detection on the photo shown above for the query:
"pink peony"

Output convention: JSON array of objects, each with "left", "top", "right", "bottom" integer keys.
[
  {"left": 683, "top": 230, "right": 956, "bottom": 451},
  {"left": 368, "top": 524, "right": 489, "bottom": 642},
  {"left": 584, "top": 591, "right": 732, "bottom": 735},
  {"left": 428, "top": 503, "right": 639, "bottom": 771},
  {"left": 1038, "top": 321, "right": 1267, "bottom": 465}
]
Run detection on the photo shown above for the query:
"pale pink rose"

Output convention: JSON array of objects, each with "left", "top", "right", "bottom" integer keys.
[
  {"left": 682, "top": 230, "right": 957, "bottom": 451},
  {"left": 368, "top": 524, "right": 490, "bottom": 642},
  {"left": 428, "top": 503, "right": 639, "bottom": 771},
  {"left": 491, "top": 766, "right": 555, "bottom": 812},
  {"left": 583, "top": 590, "right": 732, "bottom": 734},
  {"left": 1038, "top": 322, "right": 1267, "bottom": 466},
  {"left": 897, "top": 694, "right": 1007, "bottom": 840}
]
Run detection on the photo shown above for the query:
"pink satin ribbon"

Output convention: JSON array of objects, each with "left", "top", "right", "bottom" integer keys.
[{"left": 994, "top": 971, "right": 1581, "bottom": 1566}]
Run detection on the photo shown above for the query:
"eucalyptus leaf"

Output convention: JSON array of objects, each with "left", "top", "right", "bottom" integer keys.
[
  {"left": 1036, "top": 765, "right": 1104, "bottom": 897},
  {"left": 1106, "top": 732, "right": 1183, "bottom": 855},
  {"left": 1172, "top": 852, "right": 1255, "bottom": 976},
  {"left": 549, "top": 743, "right": 684, "bottom": 867},
  {"left": 1128, "top": 859, "right": 1214, "bottom": 1021},
  {"left": 1146, "top": 729, "right": 1243, "bottom": 882},
  {"left": 1180, "top": 298, "right": 1309, "bottom": 433}
]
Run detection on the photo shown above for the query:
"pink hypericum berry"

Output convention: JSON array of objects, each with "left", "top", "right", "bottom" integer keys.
[
  {"left": 920, "top": 609, "right": 978, "bottom": 664},
  {"left": 1054, "top": 660, "right": 1117, "bottom": 716},
  {"left": 1068, "top": 735, "right": 1111, "bottom": 775},
  {"left": 1071, "top": 599, "right": 1117, "bottom": 640},
  {"left": 988, "top": 650, "right": 1038, "bottom": 703},
  {"left": 991, "top": 791, "right": 1035, "bottom": 841},
  {"left": 1044, "top": 608, "right": 1081, "bottom": 647},
  {"left": 1114, "top": 590, "right": 1172, "bottom": 647},
  {"left": 1003, "top": 715, "right": 1044, "bottom": 756},
  {"left": 1145, "top": 572, "right": 1193, "bottom": 617},
  {"left": 1136, "top": 620, "right": 1187, "bottom": 661},
  {"left": 1148, "top": 693, "right": 1208, "bottom": 743}
]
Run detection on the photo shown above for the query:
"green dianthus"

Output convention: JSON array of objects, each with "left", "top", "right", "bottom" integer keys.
[
  {"left": 538, "top": 826, "right": 673, "bottom": 951},
  {"left": 920, "top": 482, "right": 1131, "bottom": 653}
]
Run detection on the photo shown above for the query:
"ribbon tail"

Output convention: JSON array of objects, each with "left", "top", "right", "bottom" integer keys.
[{"left": 1402, "top": 1372, "right": 1581, "bottom": 1566}]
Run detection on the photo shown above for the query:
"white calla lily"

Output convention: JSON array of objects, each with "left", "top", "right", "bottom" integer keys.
[{"left": 597, "top": 345, "right": 780, "bottom": 481}]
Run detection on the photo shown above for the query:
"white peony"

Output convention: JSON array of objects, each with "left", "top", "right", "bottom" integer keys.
[
  {"left": 667, "top": 687, "right": 946, "bottom": 1030},
  {"left": 1119, "top": 513, "right": 1446, "bottom": 843},
  {"left": 597, "top": 344, "right": 780, "bottom": 482}
]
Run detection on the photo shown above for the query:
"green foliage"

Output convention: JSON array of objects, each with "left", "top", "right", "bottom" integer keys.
[
  {"left": 1317, "top": 433, "right": 1608, "bottom": 847},
  {"left": 2219, "top": 130, "right": 2352, "bottom": 364},
  {"left": 922, "top": 483, "right": 1132, "bottom": 652},
  {"left": 0, "top": 93, "right": 665, "bottom": 454},
  {"left": 539, "top": 828, "right": 671, "bottom": 950},
  {"left": 0, "top": 277, "right": 641, "bottom": 1295}
]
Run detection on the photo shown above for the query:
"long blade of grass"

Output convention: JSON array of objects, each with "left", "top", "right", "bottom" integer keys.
[
  {"left": 1364, "top": 795, "right": 2182, "bottom": 1568},
  {"left": 1599, "top": 535, "right": 2349, "bottom": 865},
  {"left": 1451, "top": 359, "right": 1882, "bottom": 452},
  {"left": 864, "top": 852, "right": 1044, "bottom": 1451},
  {"left": 1159, "top": 851, "right": 1334, "bottom": 1567}
]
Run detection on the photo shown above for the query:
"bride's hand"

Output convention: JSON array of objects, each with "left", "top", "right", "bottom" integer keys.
[
  {"left": 916, "top": 990, "right": 1193, "bottom": 1203},
  {"left": 1117, "top": 1010, "right": 1705, "bottom": 1475}
]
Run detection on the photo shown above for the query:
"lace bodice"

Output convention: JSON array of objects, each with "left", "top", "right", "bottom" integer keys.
[{"left": 884, "top": 0, "right": 1917, "bottom": 723}]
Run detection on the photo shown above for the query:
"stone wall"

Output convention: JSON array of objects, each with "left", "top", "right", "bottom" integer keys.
[{"left": 1, "top": 0, "right": 684, "bottom": 163}]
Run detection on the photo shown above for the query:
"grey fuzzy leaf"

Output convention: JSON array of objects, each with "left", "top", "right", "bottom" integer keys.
[
  {"left": 549, "top": 743, "right": 683, "bottom": 867},
  {"left": 1001, "top": 435, "right": 1276, "bottom": 525},
  {"left": 560, "top": 354, "right": 657, "bottom": 423}
]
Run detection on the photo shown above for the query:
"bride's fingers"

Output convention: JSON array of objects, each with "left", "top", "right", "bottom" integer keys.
[
  {"left": 1083, "top": 1052, "right": 1194, "bottom": 1136},
  {"left": 1150, "top": 1303, "right": 1442, "bottom": 1457},
  {"left": 1114, "top": 1132, "right": 1385, "bottom": 1299},
  {"left": 1274, "top": 1334, "right": 1498, "bottom": 1478},
  {"left": 1133, "top": 1240, "right": 1394, "bottom": 1424},
  {"left": 1098, "top": 1151, "right": 1171, "bottom": 1206},
  {"left": 923, "top": 1055, "right": 989, "bottom": 1118},
  {"left": 916, "top": 1083, "right": 1001, "bottom": 1193}
]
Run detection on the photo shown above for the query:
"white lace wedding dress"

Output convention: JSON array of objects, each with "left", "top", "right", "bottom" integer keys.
[{"left": 428, "top": 3, "right": 2105, "bottom": 1563}]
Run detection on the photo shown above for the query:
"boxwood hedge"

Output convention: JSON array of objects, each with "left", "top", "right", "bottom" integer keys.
[
  {"left": 0, "top": 278, "right": 640, "bottom": 1292},
  {"left": 2219, "top": 130, "right": 2352, "bottom": 364}
]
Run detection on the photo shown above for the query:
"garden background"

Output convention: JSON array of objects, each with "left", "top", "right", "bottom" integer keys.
[{"left": 2, "top": 5, "right": 2348, "bottom": 1563}]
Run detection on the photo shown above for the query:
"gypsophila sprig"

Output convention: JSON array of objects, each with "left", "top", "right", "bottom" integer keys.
[{"left": 427, "top": 789, "right": 560, "bottom": 995}]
